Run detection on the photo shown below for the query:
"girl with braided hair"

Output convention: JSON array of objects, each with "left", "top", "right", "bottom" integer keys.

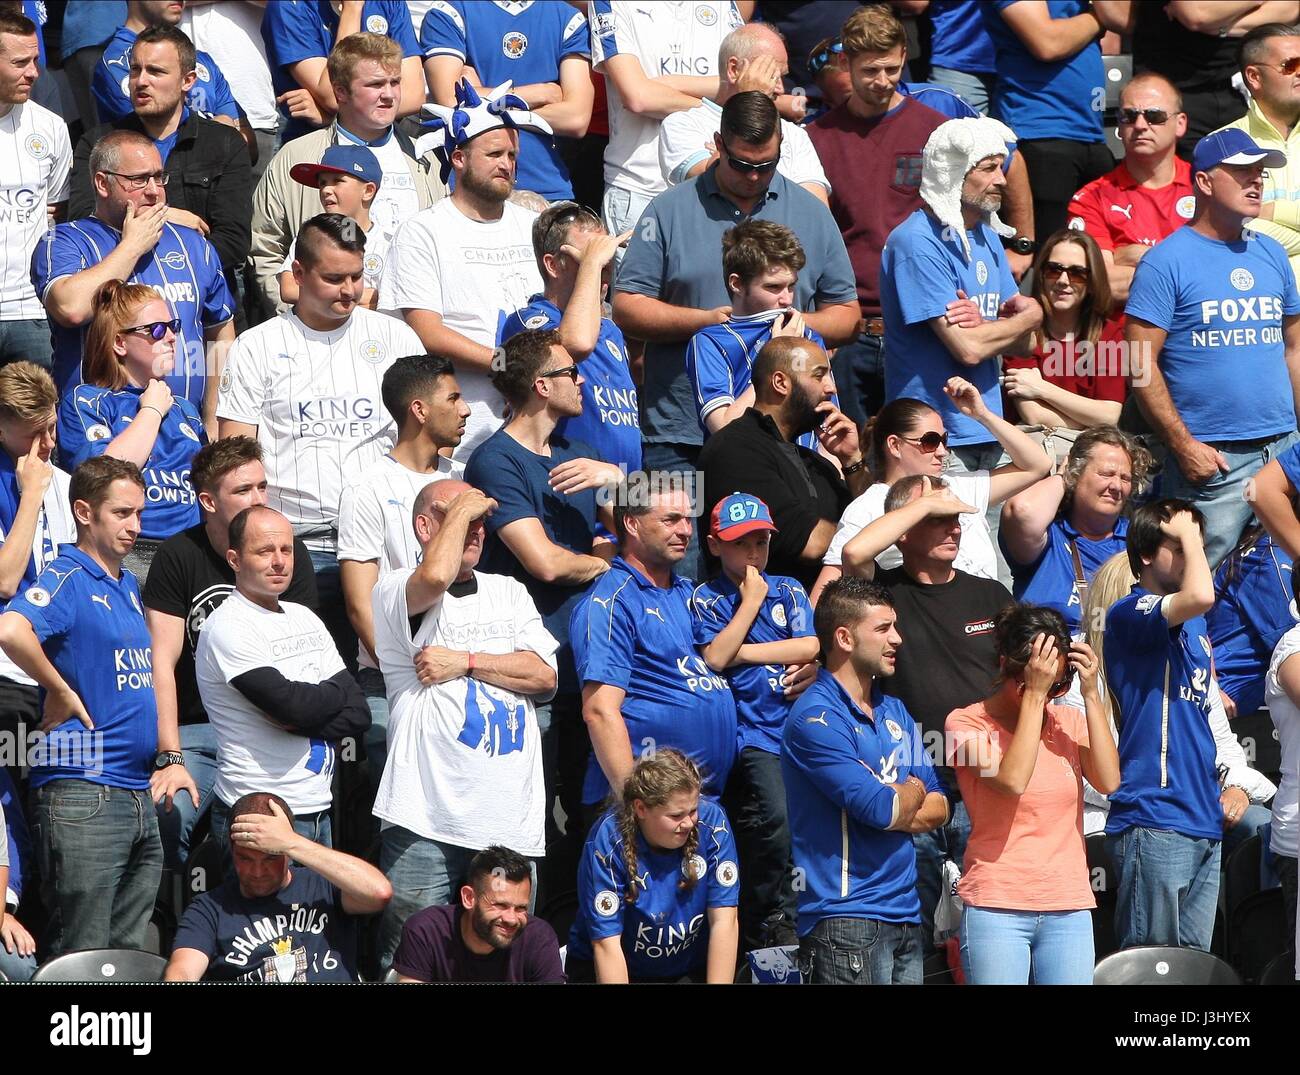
[{"left": 567, "top": 749, "right": 740, "bottom": 983}]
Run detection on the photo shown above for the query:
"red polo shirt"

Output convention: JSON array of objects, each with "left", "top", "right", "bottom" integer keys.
[{"left": 1067, "top": 158, "right": 1195, "bottom": 252}]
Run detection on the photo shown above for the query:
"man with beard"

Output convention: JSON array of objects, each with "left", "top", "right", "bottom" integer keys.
[
  {"left": 381, "top": 79, "right": 551, "bottom": 459},
  {"left": 879, "top": 117, "right": 1042, "bottom": 482},
  {"left": 391, "top": 845, "right": 563, "bottom": 983},
  {"left": 699, "top": 336, "right": 868, "bottom": 590}
]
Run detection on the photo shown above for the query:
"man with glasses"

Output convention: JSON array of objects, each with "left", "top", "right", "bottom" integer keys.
[
  {"left": 1068, "top": 73, "right": 1195, "bottom": 302},
  {"left": 33, "top": 129, "right": 235, "bottom": 415},
  {"left": 464, "top": 329, "right": 620, "bottom": 877},
  {"left": 1127, "top": 128, "right": 1300, "bottom": 568},
  {"left": 615, "top": 90, "right": 858, "bottom": 583},
  {"left": 1218, "top": 22, "right": 1300, "bottom": 283}
]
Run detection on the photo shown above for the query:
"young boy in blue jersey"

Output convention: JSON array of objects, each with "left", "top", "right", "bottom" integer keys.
[
  {"left": 569, "top": 748, "right": 740, "bottom": 984},
  {"left": 685, "top": 220, "right": 831, "bottom": 453},
  {"left": 1103, "top": 499, "right": 1227, "bottom": 952},
  {"left": 691, "top": 492, "right": 816, "bottom": 952},
  {"left": 782, "top": 576, "right": 949, "bottom": 985}
]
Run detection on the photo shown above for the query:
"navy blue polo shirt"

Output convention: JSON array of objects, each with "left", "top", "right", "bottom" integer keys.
[
  {"left": 1006, "top": 516, "right": 1128, "bottom": 633},
  {"left": 1103, "top": 586, "right": 1221, "bottom": 840},
  {"left": 570, "top": 557, "right": 738, "bottom": 804},
  {"left": 11, "top": 546, "right": 157, "bottom": 790},
  {"left": 690, "top": 571, "right": 814, "bottom": 755},
  {"left": 783, "top": 669, "right": 943, "bottom": 933},
  {"left": 499, "top": 296, "right": 642, "bottom": 476},
  {"left": 615, "top": 166, "right": 857, "bottom": 448}
]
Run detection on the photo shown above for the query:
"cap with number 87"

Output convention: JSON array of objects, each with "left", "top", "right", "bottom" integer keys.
[{"left": 710, "top": 492, "right": 779, "bottom": 541}]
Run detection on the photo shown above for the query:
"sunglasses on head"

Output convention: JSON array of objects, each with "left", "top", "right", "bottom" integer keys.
[
  {"left": 721, "top": 143, "right": 780, "bottom": 175},
  {"left": 1117, "top": 107, "right": 1170, "bottom": 126},
  {"left": 808, "top": 39, "right": 843, "bottom": 77},
  {"left": 122, "top": 319, "right": 181, "bottom": 341},
  {"left": 1044, "top": 261, "right": 1089, "bottom": 285},
  {"left": 541, "top": 203, "right": 602, "bottom": 254},
  {"left": 899, "top": 431, "right": 948, "bottom": 452},
  {"left": 539, "top": 364, "right": 580, "bottom": 384}
]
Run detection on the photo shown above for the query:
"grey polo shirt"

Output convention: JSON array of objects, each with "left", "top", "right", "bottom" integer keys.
[{"left": 615, "top": 165, "right": 857, "bottom": 448}]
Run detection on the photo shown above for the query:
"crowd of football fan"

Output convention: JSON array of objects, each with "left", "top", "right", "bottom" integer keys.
[{"left": 0, "top": 0, "right": 1298, "bottom": 986}]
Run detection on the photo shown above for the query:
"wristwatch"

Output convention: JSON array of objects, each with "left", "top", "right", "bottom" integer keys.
[
  {"left": 1005, "top": 235, "right": 1037, "bottom": 255},
  {"left": 154, "top": 750, "right": 184, "bottom": 770}
]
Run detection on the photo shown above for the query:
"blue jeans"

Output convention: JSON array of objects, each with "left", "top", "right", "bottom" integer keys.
[
  {"left": 602, "top": 186, "right": 654, "bottom": 268},
  {"left": 0, "top": 317, "right": 53, "bottom": 370},
  {"left": 914, "top": 799, "right": 971, "bottom": 954},
  {"left": 209, "top": 798, "right": 332, "bottom": 869},
  {"left": 30, "top": 779, "right": 164, "bottom": 957},
  {"left": 640, "top": 441, "right": 705, "bottom": 584},
  {"left": 1158, "top": 431, "right": 1298, "bottom": 570},
  {"left": 307, "top": 548, "right": 360, "bottom": 675},
  {"left": 1107, "top": 826, "right": 1222, "bottom": 951},
  {"left": 959, "top": 906, "right": 1095, "bottom": 984},
  {"left": 948, "top": 441, "right": 1012, "bottom": 587},
  {"left": 379, "top": 827, "right": 477, "bottom": 970},
  {"left": 799, "top": 916, "right": 923, "bottom": 984},
  {"left": 0, "top": 940, "right": 37, "bottom": 981},
  {"left": 155, "top": 722, "right": 220, "bottom": 870},
  {"left": 831, "top": 332, "right": 885, "bottom": 431},
  {"left": 926, "top": 68, "right": 995, "bottom": 115}
]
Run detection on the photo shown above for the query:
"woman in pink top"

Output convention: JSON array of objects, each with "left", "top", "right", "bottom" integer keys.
[{"left": 946, "top": 605, "right": 1119, "bottom": 984}]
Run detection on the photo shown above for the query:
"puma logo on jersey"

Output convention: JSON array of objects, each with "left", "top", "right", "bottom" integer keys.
[
  {"left": 590, "top": 595, "right": 612, "bottom": 611},
  {"left": 805, "top": 713, "right": 828, "bottom": 726},
  {"left": 645, "top": 607, "right": 666, "bottom": 623},
  {"left": 91, "top": 593, "right": 111, "bottom": 611},
  {"left": 1110, "top": 204, "right": 1134, "bottom": 220}
]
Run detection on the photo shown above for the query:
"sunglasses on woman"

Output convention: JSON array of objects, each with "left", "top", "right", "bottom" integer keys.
[
  {"left": 1044, "top": 261, "right": 1089, "bottom": 286},
  {"left": 899, "top": 431, "right": 948, "bottom": 452},
  {"left": 122, "top": 319, "right": 182, "bottom": 341},
  {"left": 1117, "top": 107, "right": 1170, "bottom": 126}
]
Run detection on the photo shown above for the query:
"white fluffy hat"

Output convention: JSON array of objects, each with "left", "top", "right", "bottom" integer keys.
[
  {"left": 919, "top": 117, "right": 1017, "bottom": 263},
  {"left": 418, "top": 78, "right": 553, "bottom": 184}
]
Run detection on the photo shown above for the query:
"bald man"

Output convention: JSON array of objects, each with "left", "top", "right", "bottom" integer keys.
[
  {"left": 699, "top": 337, "right": 868, "bottom": 589},
  {"left": 369, "top": 478, "right": 558, "bottom": 970},
  {"left": 658, "top": 23, "right": 830, "bottom": 204},
  {"left": 195, "top": 505, "right": 370, "bottom": 857}
]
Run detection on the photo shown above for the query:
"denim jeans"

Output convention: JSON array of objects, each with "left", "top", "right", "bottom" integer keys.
[
  {"left": 947, "top": 442, "right": 1012, "bottom": 587},
  {"left": 914, "top": 799, "right": 971, "bottom": 955},
  {"left": 602, "top": 185, "right": 654, "bottom": 268},
  {"left": 725, "top": 747, "right": 797, "bottom": 950},
  {"left": 0, "top": 318, "right": 53, "bottom": 370},
  {"left": 155, "top": 722, "right": 220, "bottom": 870},
  {"left": 209, "top": 798, "right": 332, "bottom": 870},
  {"left": 31, "top": 779, "right": 164, "bottom": 957},
  {"left": 1158, "top": 431, "right": 1298, "bottom": 570},
  {"left": 799, "top": 916, "right": 923, "bottom": 984},
  {"left": 640, "top": 441, "right": 705, "bottom": 584},
  {"left": 1106, "top": 826, "right": 1222, "bottom": 951},
  {"left": 379, "top": 827, "right": 475, "bottom": 969},
  {"left": 927, "top": 67, "right": 995, "bottom": 115},
  {"left": 0, "top": 941, "right": 37, "bottom": 981},
  {"left": 831, "top": 331, "right": 885, "bottom": 432},
  {"left": 959, "top": 906, "right": 1095, "bottom": 984},
  {"left": 307, "top": 548, "right": 360, "bottom": 676}
]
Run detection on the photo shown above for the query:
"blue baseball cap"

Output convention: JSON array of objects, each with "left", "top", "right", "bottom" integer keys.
[
  {"left": 1191, "top": 128, "right": 1286, "bottom": 173},
  {"left": 290, "top": 144, "right": 383, "bottom": 189},
  {"left": 711, "top": 492, "right": 778, "bottom": 541}
]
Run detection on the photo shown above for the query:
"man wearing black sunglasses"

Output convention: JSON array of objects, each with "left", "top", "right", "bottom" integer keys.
[
  {"left": 1068, "top": 73, "right": 1192, "bottom": 303},
  {"left": 1217, "top": 22, "right": 1300, "bottom": 283}
]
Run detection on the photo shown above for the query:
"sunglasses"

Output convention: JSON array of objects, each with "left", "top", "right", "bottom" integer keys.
[
  {"left": 899, "top": 431, "right": 948, "bottom": 452},
  {"left": 539, "top": 364, "right": 580, "bottom": 383},
  {"left": 721, "top": 143, "right": 780, "bottom": 175},
  {"left": 808, "top": 39, "right": 843, "bottom": 77},
  {"left": 542, "top": 203, "right": 602, "bottom": 254},
  {"left": 1044, "top": 261, "right": 1089, "bottom": 286},
  {"left": 122, "top": 319, "right": 181, "bottom": 341},
  {"left": 1256, "top": 56, "right": 1300, "bottom": 77},
  {"left": 1117, "top": 107, "right": 1171, "bottom": 126}
]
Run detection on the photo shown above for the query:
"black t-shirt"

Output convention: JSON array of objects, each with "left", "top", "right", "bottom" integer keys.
[
  {"left": 1133, "top": 5, "right": 1240, "bottom": 89},
  {"left": 876, "top": 566, "right": 1014, "bottom": 794},
  {"left": 699, "top": 409, "right": 851, "bottom": 589},
  {"left": 171, "top": 866, "right": 358, "bottom": 982},
  {"left": 391, "top": 903, "right": 565, "bottom": 983},
  {"left": 143, "top": 523, "right": 319, "bottom": 725}
]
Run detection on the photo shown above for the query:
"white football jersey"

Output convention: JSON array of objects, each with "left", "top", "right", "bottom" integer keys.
[{"left": 0, "top": 100, "right": 71, "bottom": 319}]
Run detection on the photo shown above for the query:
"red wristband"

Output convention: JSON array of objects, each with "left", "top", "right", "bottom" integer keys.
[{"left": 466, "top": 652, "right": 475, "bottom": 675}]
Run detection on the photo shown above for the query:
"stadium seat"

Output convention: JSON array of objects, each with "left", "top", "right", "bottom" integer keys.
[
  {"left": 1093, "top": 946, "right": 1241, "bottom": 985},
  {"left": 1227, "top": 888, "right": 1288, "bottom": 983},
  {"left": 1258, "top": 952, "right": 1298, "bottom": 985},
  {"left": 33, "top": 949, "right": 167, "bottom": 983}
]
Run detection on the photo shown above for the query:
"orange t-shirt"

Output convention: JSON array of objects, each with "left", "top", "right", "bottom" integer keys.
[{"left": 945, "top": 701, "right": 1095, "bottom": 911}]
